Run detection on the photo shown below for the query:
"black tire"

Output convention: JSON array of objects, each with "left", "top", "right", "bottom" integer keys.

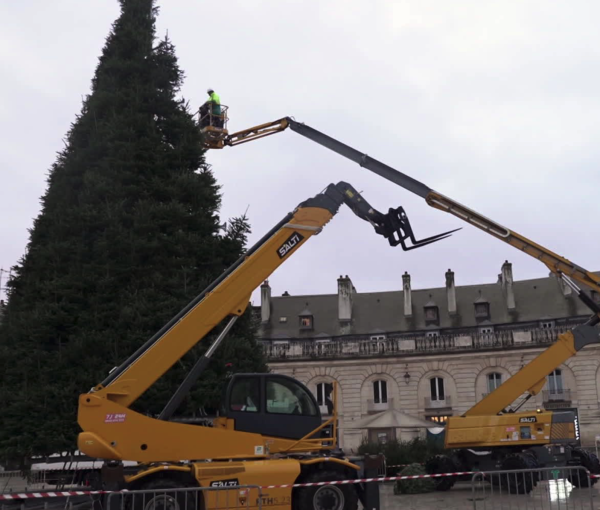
[
  {"left": 294, "top": 470, "right": 358, "bottom": 510},
  {"left": 425, "top": 455, "right": 457, "bottom": 492},
  {"left": 568, "top": 449, "right": 600, "bottom": 488},
  {"left": 129, "top": 478, "right": 198, "bottom": 510},
  {"left": 498, "top": 454, "right": 535, "bottom": 494},
  {"left": 521, "top": 450, "right": 540, "bottom": 486}
]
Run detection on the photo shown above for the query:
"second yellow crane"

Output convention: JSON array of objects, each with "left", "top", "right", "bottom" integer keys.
[{"left": 201, "top": 107, "right": 600, "bottom": 495}]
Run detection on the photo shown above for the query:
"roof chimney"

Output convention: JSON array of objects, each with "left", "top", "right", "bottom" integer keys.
[
  {"left": 500, "top": 261, "right": 516, "bottom": 311},
  {"left": 260, "top": 280, "right": 271, "bottom": 323},
  {"left": 550, "top": 272, "right": 573, "bottom": 297},
  {"left": 446, "top": 269, "right": 457, "bottom": 316},
  {"left": 402, "top": 271, "right": 412, "bottom": 317},
  {"left": 338, "top": 275, "right": 353, "bottom": 321}
]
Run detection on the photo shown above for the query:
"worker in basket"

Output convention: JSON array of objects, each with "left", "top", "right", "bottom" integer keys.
[{"left": 200, "top": 88, "right": 222, "bottom": 128}]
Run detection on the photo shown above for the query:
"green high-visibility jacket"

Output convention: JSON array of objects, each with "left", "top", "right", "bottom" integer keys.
[{"left": 208, "top": 92, "right": 221, "bottom": 115}]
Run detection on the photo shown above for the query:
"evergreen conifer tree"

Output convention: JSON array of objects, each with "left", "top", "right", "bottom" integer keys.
[{"left": 0, "top": 0, "right": 266, "bottom": 461}]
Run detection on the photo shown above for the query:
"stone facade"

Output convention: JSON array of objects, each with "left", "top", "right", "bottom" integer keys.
[{"left": 256, "top": 262, "right": 600, "bottom": 452}]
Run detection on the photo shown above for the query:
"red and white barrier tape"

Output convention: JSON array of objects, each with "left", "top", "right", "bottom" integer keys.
[
  {"left": 0, "top": 491, "right": 110, "bottom": 501},
  {"left": 4, "top": 471, "right": 599, "bottom": 500},
  {"left": 263, "top": 471, "right": 474, "bottom": 489},
  {"left": 0, "top": 471, "right": 473, "bottom": 500}
]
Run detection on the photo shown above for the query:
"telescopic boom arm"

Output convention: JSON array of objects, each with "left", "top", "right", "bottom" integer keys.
[
  {"left": 87, "top": 182, "right": 452, "bottom": 409},
  {"left": 223, "top": 118, "right": 600, "bottom": 295}
]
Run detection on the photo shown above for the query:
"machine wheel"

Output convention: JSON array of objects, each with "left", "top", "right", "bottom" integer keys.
[
  {"left": 294, "top": 470, "right": 358, "bottom": 510},
  {"left": 130, "top": 478, "right": 198, "bottom": 510},
  {"left": 521, "top": 450, "right": 540, "bottom": 486},
  {"left": 425, "top": 455, "right": 457, "bottom": 492},
  {"left": 568, "top": 449, "right": 600, "bottom": 488},
  {"left": 498, "top": 454, "right": 535, "bottom": 494}
]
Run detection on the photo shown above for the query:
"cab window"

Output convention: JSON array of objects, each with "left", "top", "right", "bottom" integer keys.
[
  {"left": 266, "top": 377, "right": 317, "bottom": 416},
  {"left": 229, "top": 377, "right": 260, "bottom": 412}
]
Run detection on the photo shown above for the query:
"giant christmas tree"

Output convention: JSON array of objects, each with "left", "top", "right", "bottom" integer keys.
[{"left": 0, "top": 0, "right": 266, "bottom": 461}]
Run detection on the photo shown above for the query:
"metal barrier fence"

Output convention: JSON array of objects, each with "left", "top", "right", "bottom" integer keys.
[
  {"left": 106, "top": 485, "right": 263, "bottom": 510},
  {"left": 4, "top": 467, "right": 600, "bottom": 510},
  {"left": 0, "top": 471, "right": 52, "bottom": 494},
  {"left": 471, "top": 466, "right": 595, "bottom": 510}
]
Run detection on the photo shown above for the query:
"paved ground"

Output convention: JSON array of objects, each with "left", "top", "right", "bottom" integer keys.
[{"left": 379, "top": 481, "right": 600, "bottom": 510}]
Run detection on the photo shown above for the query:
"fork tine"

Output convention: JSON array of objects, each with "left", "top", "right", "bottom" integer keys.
[{"left": 400, "top": 231, "right": 458, "bottom": 251}]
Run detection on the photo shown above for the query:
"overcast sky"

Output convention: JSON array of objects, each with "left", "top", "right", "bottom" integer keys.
[{"left": 2, "top": 1, "right": 599, "bottom": 305}]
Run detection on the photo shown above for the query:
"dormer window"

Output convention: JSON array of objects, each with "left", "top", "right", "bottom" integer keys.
[
  {"left": 299, "top": 307, "right": 314, "bottom": 330},
  {"left": 592, "top": 291, "right": 600, "bottom": 305},
  {"left": 474, "top": 295, "right": 490, "bottom": 319},
  {"left": 424, "top": 307, "right": 438, "bottom": 321},
  {"left": 475, "top": 303, "right": 489, "bottom": 317},
  {"left": 424, "top": 297, "right": 439, "bottom": 325},
  {"left": 300, "top": 316, "right": 313, "bottom": 329}
]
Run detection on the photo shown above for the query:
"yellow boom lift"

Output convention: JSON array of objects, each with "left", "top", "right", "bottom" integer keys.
[
  {"left": 78, "top": 172, "right": 455, "bottom": 510},
  {"left": 200, "top": 110, "right": 600, "bottom": 494}
]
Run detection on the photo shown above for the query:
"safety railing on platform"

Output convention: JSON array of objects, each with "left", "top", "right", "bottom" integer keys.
[{"left": 199, "top": 105, "right": 229, "bottom": 131}]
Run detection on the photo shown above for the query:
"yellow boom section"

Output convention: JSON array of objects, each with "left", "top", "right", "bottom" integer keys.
[
  {"left": 90, "top": 205, "right": 334, "bottom": 408},
  {"left": 465, "top": 331, "right": 576, "bottom": 417},
  {"left": 426, "top": 191, "right": 600, "bottom": 294},
  {"left": 465, "top": 324, "right": 599, "bottom": 417},
  {"left": 225, "top": 118, "right": 289, "bottom": 147}
]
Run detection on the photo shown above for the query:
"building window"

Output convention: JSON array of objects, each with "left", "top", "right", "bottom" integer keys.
[
  {"left": 474, "top": 300, "right": 490, "bottom": 319},
  {"left": 487, "top": 372, "right": 502, "bottom": 393},
  {"left": 430, "top": 377, "right": 445, "bottom": 401},
  {"left": 540, "top": 321, "right": 554, "bottom": 329},
  {"left": 376, "top": 430, "right": 390, "bottom": 444},
  {"left": 368, "top": 428, "right": 395, "bottom": 444},
  {"left": 426, "top": 331, "right": 440, "bottom": 338},
  {"left": 548, "top": 369, "right": 563, "bottom": 394},
  {"left": 373, "top": 380, "right": 388, "bottom": 404},
  {"left": 299, "top": 316, "right": 313, "bottom": 330},
  {"left": 426, "top": 415, "right": 450, "bottom": 425},
  {"left": 591, "top": 291, "right": 600, "bottom": 304},
  {"left": 279, "top": 317, "right": 287, "bottom": 323},
  {"left": 370, "top": 335, "right": 387, "bottom": 353},
  {"left": 480, "top": 327, "right": 494, "bottom": 335},
  {"left": 316, "top": 382, "right": 327, "bottom": 406},
  {"left": 424, "top": 306, "right": 439, "bottom": 323}
]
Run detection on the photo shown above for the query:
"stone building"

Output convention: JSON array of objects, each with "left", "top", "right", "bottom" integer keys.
[{"left": 256, "top": 261, "right": 600, "bottom": 452}]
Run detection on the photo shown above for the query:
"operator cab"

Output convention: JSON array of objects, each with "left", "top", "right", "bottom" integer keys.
[
  {"left": 220, "top": 374, "right": 326, "bottom": 440},
  {"left": 199, "top": 104, "right": 229, "bottom": 149}
]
